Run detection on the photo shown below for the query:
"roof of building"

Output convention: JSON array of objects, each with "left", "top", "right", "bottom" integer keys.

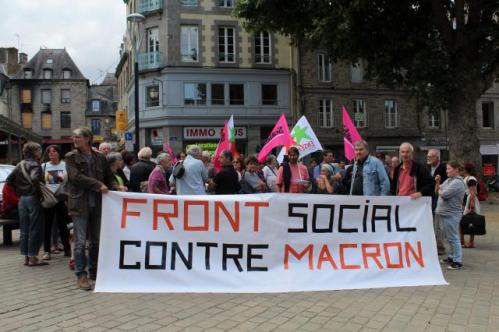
[
  {"left": 100, "top": 73, "right": 117, "bottom": 86},
  {"left": 12, "top": 48, "right": 87, "bottom": 80}
]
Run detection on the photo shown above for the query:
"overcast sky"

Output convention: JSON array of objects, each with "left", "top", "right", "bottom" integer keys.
[{"left": 0, "top": 0, "right": 126, "bottom": 84}]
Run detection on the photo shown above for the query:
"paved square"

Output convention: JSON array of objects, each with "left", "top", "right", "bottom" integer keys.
[{"left": 1, "top": 197, "right": 498, "bottom": 331}]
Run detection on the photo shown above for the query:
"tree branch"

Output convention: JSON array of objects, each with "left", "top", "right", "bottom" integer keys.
[{"left": 431, "top": 0, "right": 454, "bottom": 51}]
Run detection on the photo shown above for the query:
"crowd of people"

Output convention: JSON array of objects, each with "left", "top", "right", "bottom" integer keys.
[{"left": 0, "top": 127, "right": 487, "bottom": 290}]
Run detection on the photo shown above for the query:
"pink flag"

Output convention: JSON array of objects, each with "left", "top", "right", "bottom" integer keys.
[
  {"left": 164, "top": 143, "right": 178, "bottom": 164},
  {"left": 257, "top": 114, "right": 294, "bottom": 163},
  {"left": 342, "top": 105, "right": 363, "bottom": 161},
  {"left": 213, "top": 121, "right": 230, "bottom": 171}
]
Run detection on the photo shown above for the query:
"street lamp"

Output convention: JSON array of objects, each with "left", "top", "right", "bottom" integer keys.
[{"left": 127, "top": 12, "right": 145, "bottom": 154}]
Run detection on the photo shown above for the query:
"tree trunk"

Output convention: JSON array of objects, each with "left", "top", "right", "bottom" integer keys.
[{"left": 447, "top": 94, "right": 481, "bottom": 173}]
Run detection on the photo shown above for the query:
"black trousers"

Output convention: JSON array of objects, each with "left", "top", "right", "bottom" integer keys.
[{"left": 43, "top": 201, "right": 70, "bottom": 254}]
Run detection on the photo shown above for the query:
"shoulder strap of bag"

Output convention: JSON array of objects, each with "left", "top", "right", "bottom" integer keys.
[{"left": 19, "top": 161, "right": 33, "bottom": 185}]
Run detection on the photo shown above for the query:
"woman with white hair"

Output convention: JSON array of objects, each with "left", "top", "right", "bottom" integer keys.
[
  {"left": 129, "top": 147, "right": 155, "bottom": 192},
  {"left": 262, "top": 154, "right": 278, "bottom": 192},
  {"left": 147, "top": 153, "right": 171, "bottom": 194}
]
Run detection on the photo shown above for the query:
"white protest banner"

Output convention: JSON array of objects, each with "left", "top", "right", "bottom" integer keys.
[
  {"left": 277, "top": 115, "right": 323, "bottom": 163},
  {"left": 95, "top": 192, "right": 447, "bottom": 293}
]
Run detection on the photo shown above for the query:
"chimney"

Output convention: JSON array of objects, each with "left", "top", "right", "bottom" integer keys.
[{"left": 19, "top": 52, "right": 28, "bottom": 65}]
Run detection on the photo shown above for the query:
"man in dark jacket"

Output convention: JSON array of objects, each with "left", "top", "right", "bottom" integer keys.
[
  {"left": 129, "top": 147, "right": 155, "bottom": 192},
  {"left": 391, "top": 142, "right": 434, "bottom": 198},
  {"left": 66, "top": 127, "right": 116, "bottom": 290},
  {"left": 209, "top": 150, "right": 240, "bottom": 194},
  {"left": 426, "top": 148, "right": 447, "bottom": 255}
]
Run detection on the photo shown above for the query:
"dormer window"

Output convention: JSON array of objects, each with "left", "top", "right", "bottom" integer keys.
[
  {"left": 24, "top": 69, "right": 33, "bottom": 79},
  {"left": 63, "top": 69, "right": 72, "bottom": 79},
  {"left": 46, "top": 59, "right": 53, "bottom": 64},
  {"left": 43, "top": 69, "right": 53, "bottom": 79}
]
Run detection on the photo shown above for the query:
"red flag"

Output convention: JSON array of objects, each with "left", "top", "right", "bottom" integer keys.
[
  {"left": 342, "top": 105, "right": 363, "bottom": 161},
  {"left": 257, "top": 114, "right": 294, "bottom": 163},
  {"left": 213, "top": 121, "right": 230, "bottom": 171},
  {"left": 164, "top": 143, "right": 178, "bottom": 164}
]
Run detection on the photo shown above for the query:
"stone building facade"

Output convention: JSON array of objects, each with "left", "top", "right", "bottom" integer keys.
[
  {"left": 116, "top": 0, "right": 296, "bottom": 155},
  {"left": 9, "top": 49, "right": 88, "bottom": 154}
]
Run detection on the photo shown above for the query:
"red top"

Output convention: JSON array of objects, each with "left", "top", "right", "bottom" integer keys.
[
  {"left": 276, "top": 163, "right": 309, "bottom": 193},
  {"left": 1, "top": 183, "right": 20, "bottom": 216},
  {"left": 398, "top": 162, "right": 416, "bottom": 196}
]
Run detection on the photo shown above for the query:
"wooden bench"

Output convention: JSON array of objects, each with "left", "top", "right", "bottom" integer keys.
[{"left": 0, "top": 218, "right": 19, "bottom": 245}]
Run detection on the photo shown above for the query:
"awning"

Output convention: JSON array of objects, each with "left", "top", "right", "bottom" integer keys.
[
  {"left": 0, "top": 115, "right": 43, "bottom": 143},
  {"left": 480, "top": 145, "right": 499, "bottom": 155}
]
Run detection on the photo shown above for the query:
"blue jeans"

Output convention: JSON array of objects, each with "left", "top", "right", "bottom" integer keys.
[
  {"left": 440, "top": 213, "right": 462, "bottom": 264},
  {"left": 73, "top": 208, "right": 101, "bottom": 278},
  {"left": 18, "top": 195, "right": 44, "bottom": 257}
]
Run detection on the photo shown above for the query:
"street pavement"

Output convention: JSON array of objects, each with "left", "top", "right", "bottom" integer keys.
[{"left": 1, "top": 196, "right": 498, "bottom": 332}]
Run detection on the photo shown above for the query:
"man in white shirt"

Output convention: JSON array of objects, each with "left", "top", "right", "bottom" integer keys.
[{"left": 170, "top": 145, "right": 208, "bottom": 195}]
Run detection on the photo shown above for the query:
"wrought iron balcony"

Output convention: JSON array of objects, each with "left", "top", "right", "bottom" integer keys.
[
  {"left": 138, "top": 52, "right": 161, "bottom": 71},
  {"left": 138, "top": 0, "right": 163, "bottom": 15}
]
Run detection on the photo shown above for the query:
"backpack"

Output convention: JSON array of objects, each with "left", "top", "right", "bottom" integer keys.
[
  {"left": 172, "top": 161, "right": 185, "bottom": 179},
  {"left": 478, "top": 179, "right": 488, "bottom": 201}
]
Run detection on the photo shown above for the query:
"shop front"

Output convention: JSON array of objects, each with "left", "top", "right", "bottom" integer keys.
[{"left": 183, "top": 126, "right": 247, "bottom": 156}]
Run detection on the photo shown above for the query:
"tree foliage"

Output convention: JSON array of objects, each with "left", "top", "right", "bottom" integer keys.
[{"left": 235, "top": 0, "right": 499, "bottom": 163}]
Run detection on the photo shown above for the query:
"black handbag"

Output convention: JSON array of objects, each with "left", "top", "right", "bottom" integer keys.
[
  {"left": 172, "top": 161, "right": 185, "bottom": 179},
  {"left": 460, "top": 213, "right": 486, "bottom": 235}
]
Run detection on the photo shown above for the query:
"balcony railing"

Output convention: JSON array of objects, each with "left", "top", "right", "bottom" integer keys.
[
  {"left": 138, "top": 0, "right": 163, "bottom": 15},
  {"left": 138, "top": 52, "right": 162, "bottom": 71}
]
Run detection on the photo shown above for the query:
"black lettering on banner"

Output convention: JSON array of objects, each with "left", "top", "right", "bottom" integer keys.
[
  {"left": 171, "top": 242, "right": 193, "bottom": 270},
  {"left": 223, "top": 244, "right": 243, "bottom": 272},
  {"left": 197, "top": 242, "right": 218, "bottom": 270},
  {"left": 288, "top": 203, "right": 308, "bottom": 232},
  {"left": 119, "top": 240, "right": 141, "bottom": 269},
  {"left": 247, "top": 244, "right": 269, "bottom": 272},
  {"left": 395, "top": 205, "right": 417, "bottom": 232},
  {"left": 312, "top": 204, "right": 334, "bottom": 233},
  {"left": 362, "top": 200, "right": 370, "bottom": 232},
  {"left": 145, "top": 241, "right": 167, "bottom": 270},
  {"left": 338, "top": 205, "right": 359, "bottom": 233},
  {"left": 371, "top": 205, "right": 392, "bottom": 232}
]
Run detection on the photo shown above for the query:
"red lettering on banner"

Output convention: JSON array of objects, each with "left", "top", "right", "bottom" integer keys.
[
  {"left": 317, "top": 245, "right": 338, "bottom": 269},
  {"left": 214, "top": 201, "right": 240, "bottom": 232},
  {"left": 153, "top": 200, "right": 178, "bottom": 230},
  {"left": 184, "top": 200, "right": 209, "bottom": 231},
  {"left": 384, "top": 242, "right": 404, "bottom": 268},
  {"left": 244, "top": 202, "right": 270, "bottom": 232},
  {"left": 361, "top": 243, "right": 383, "bottom": 269},
  {"left": 339, "top": 243, "right": 361, "bottom": 269},
  {"left": 284, "top": 244, "right": 314, "bottom": 270},
  {"left": 121, "top": 198, "right": 147, "bottom": 228},
  {"left": 404, "top": 241, "right": 424, "bottom": 267}
]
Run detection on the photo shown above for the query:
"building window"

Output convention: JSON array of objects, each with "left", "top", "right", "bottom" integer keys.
[
  {"left": 24, "top": 69, "right": 32, "bottom": 79},
  {"left": 21, "top": 88, "right": 32, "bottom": 103},
  {"left": 261, "top": 84, "right": 277, "bottom": 105},
  {"left": 91, "top": 119, "right": 101, "bottom": 135},
  {"left": 61, "top": 112, "right": 71, "bottom": 129},
  {"left": 181, "top": 0, "right": 197, "bottom": 6},
  {"left": 384, "top": 100, "right": 398, "bottom": 128},
  {"left": 351, "top": 60, "right": 364, "bottom": 83},
  {"left": 353, "top": 99, "right": 367, "bottom": 128},
  {"left": 61, "top": 89, "right": 71, "bottom": 103},
  {"left": 184, "top": 83, "right": 207, "bottom": 105},
  {"left": 43, "top": 69, "right": 53, "bottom": 79},
  {"left": 63, "top": 69, "right": 72, "bottom": 79},
  {"left": 218, "top": 27, "right": 235, "bottom": 63},
  {"left": 22, "top": 112, "right": 33, "bottom": 129},
  {"left": 217, "top": 0, "right": 234, "bottom": 7},
  {"left": 482, "top": 102, "right": 494, "bottom": 128},
  {"left": 41, "top": 112, "right": 52, "bottom": 129},
  {"left": 92, "top": 100, "right": 100, "bottom": 112},
  {"left": 428, "top": 110, "right": 440, "bottom": 128},
  {"left": 317, "top": 54, "right": 332, "bottom": 82},
  {"left": 41, "top": 89, "right": 52, "bottom": 105},
  {"left": 181, "top": 26, "right": 199, "bottom": 62},
  {"left": 147, "top": 27, "right": 160, "bottom": 53},
  {"left": 211, "top": 83, "right": 225, "bottom": 105},
  {"left": 255, "top": 31, "right": 271, "bottom": 64},
  {"left": 146, "top": 85, "right": 160, "bottom": 107},
  {"left": 319, "top": 99, "right": 334, "bottom": 128},
  {"left": 229, "top": 84, "right": 244, "bottom": 105}
]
